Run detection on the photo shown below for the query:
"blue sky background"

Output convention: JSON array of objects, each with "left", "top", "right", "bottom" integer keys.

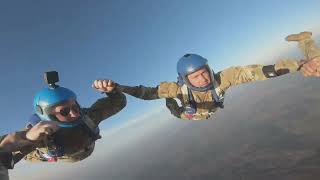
[
  {"left": 1, "top": 1, "right": 320, "bottom": 179},
  {"left": 0, "top": 0, "right": 320, "bottom": 135}
]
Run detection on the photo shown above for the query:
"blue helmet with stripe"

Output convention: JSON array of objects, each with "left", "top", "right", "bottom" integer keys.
[
  {"left": 33, "top": 71, "right": 80, "bottom": 128},
  {"left": 177, "top": 54, "right": 214, "bottom": 91},
  {"left": 33, "top": 87, "right": 77, "bottom": 120}
]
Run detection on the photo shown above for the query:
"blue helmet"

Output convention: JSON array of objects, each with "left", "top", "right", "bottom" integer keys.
[
  {"left": 33, "top": 86, "right": 79, "bottom": 127},
  {"left": 177, "top": 54, "right": 214, "bottom": 91}
]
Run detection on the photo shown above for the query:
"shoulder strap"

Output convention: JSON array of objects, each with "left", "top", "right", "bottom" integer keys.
[
  {"left": 212, "top": 72, "right": 225, "bottom": 108},
  {"left": 180, "top": 84, "right": 196, "bottom": 109},
  {"left": 80, "top": 109, "right": 101, "bottom": 140}
]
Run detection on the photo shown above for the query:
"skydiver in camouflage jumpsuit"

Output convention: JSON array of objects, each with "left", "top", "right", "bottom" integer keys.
[{"left": 113, "top": 32, "right": 320, "bottom": 120}]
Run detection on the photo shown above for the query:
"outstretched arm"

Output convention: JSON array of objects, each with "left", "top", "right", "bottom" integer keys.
[
  {"left": 117, "top": 82, "right": 183, "bottom": 100},
  {"left": 218, "top": 59, "right": 304, "bottom": 90},
  {"left": 117, "top": 85, "right": 160, "bottom": 100},
  {"left": 90, "top": 80, "right": 127, "bottom": 125}
]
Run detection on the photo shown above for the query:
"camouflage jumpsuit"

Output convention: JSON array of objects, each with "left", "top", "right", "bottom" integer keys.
[{"left": 120, "top": 59, "right": 302, "bottom": 120}]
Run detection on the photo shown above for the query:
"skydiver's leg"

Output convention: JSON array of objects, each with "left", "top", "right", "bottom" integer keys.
[
  {"left": 286, "top": 31, "right": 320, "bottom": 60},
  {"left": 298, "top": 38, "right": 320, "bottom": 60}
]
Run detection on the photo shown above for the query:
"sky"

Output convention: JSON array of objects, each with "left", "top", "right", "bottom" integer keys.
[
  {"left": 1, "top": 0, "right": 320, "bottom": 179},
  {"left": 0, "top": 0, "right": 320, "bottom": 153},
  {"left": 0, "top": 0, "right": 320, "bottom": 134}
]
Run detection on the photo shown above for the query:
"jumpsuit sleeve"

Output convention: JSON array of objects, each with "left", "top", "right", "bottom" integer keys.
[
  {"left": 87, "top": 90, "right": 127, "bottom": 125},
  {"left": 119, "top": 82, "right": 183, "bottom": 99},
  {"left": 218, "top": 59, "right": 302, "bottom": 90}
]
